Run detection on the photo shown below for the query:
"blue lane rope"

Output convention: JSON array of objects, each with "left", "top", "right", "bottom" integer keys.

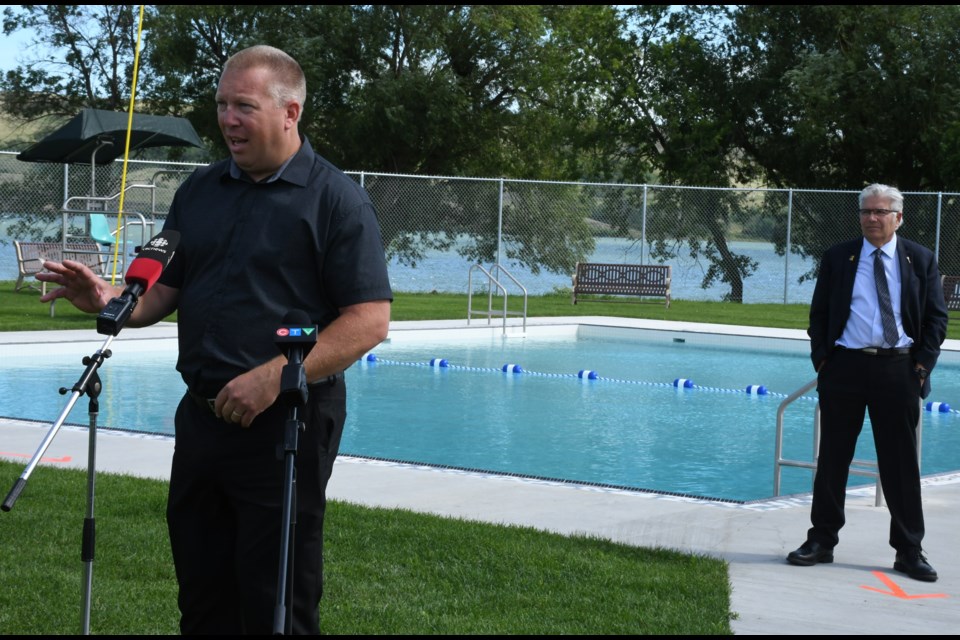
[{"left": 357, "top": 354, "right": 958, "bottom": 418}]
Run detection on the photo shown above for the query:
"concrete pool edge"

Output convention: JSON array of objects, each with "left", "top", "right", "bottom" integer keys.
[{"left": 2, "top": 315, "right": 957, "bottom": 351}]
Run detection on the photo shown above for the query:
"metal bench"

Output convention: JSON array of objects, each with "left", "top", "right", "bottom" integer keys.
[
  {"left": 14, "top": 241, "right": 107, "bottom": 317},
  {"left": 943, "top": 274, "right": 960, "bottom": 311},
  {"left": 571, "top": 262, "right": 671, "bottom": 307}
]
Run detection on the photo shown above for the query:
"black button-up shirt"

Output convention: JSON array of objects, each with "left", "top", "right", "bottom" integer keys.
[{"left": 159, "top": 137, "right": 392, "bottom": 396}]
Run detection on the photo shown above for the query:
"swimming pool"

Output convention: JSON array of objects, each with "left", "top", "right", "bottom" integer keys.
[{"left": 2, "top": 322, "right": 959, "bottom": 502}]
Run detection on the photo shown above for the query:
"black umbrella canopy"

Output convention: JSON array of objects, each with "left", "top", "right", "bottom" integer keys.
[{"left": 16, "top": 108, "right": 204, "bottom": 165}]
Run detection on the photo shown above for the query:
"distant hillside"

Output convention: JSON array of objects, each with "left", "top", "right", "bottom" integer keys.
[
  {"left": 0, "top": 108, "right": 213, "bottom": 162},
  {"left": 0, "top": 112, "right": 63, "bottom": 152}
]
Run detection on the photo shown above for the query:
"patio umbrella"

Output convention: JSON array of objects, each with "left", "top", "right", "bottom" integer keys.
[{"left": 16, "top": 108, "right": 204, "bottom": 165}]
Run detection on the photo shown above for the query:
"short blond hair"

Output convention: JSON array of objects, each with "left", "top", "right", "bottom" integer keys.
[{"left": 222, "top": 45, "right": 306, "bottom": 115}]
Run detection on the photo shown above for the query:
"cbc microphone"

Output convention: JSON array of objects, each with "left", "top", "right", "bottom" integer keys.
[
  {"left": 276, "top": 309, "right": 318, "bottom": 407},
  {"left": 96, "top": 230, "right": 180, "bottom": 336}
]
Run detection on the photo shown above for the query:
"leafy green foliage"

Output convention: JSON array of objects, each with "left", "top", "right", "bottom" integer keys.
[
  {"left": 6, "top": 5, "right": 960, "bottom": 289},
  {"left": 1, "top": 6, "right": 139, "bottom": 120}
]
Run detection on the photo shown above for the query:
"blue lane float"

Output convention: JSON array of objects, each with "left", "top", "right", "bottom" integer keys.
[
  {"left": 353, "top": 357, "right": 956, "bottom": 413},
  {"left": 925, "top": 401, "right": 951, "bottom": 413}
]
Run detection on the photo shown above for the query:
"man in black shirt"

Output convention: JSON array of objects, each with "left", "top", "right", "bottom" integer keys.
[{"left": 38, "top": 45, "right": 392, "bottom": 633}]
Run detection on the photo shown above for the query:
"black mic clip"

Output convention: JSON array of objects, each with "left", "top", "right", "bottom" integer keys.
[
  {"left": 96, "top": 283, "right": 145, "bottom": 336},
  {"left": 275, "top": 314, "right": 318, "bottom": 408}
]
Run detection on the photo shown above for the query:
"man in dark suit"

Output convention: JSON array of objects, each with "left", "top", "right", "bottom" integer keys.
[{"left": 787, "top": 183, "right": 948, "bottom": 582}]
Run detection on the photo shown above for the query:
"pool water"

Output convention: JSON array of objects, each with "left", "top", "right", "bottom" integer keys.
[{"left": 2, "top": 326, "right": 959, "bottom": 502}]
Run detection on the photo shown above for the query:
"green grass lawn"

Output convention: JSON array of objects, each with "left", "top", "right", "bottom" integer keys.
[
  {"left": 0, "top": 281, "right": 808, "bottom": 332},
  {"left": 0, "top": 462, "right": 732, "bottom": 635},
  {"left": 4, "top": 282, "right": 958, "bottom": 337}
]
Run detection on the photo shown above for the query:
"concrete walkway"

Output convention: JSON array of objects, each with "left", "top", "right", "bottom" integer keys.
[{"left": 2, "top": 319, "right": 958, "bottom": 634}]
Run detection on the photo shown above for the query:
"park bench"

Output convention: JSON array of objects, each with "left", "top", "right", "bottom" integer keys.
[
  {"left": 571, "top": 262, "right": 671, "bottom": 307},
  {"left": 943, "top": 274, "right": 960, "bottom": 311},
  {"left": 14, "top": 241, "right": 107, "bottom": 317}
]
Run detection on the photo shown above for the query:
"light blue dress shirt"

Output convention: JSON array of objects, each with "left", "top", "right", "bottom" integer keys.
[{"left": 836, "top": 235, "right": 912, "bottom": 349}]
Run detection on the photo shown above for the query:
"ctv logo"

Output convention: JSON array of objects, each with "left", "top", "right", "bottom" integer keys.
[{"left": 276, "top": 327, "right": 316, "bottom": 337}]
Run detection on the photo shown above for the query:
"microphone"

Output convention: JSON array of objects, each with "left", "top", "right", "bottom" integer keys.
[
  {"left": 275, "top": 309, "right": 318, "bottom": 407},
  {"left": 96, "top": 230, "right": 180, "bottom": 336}
]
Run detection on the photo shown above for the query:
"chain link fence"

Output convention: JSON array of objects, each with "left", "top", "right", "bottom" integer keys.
[{"left": 3, "top": 150, "right": 958, "bottom": 304}]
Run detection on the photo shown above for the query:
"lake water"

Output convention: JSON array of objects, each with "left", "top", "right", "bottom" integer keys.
[
  {"left": 0, "top": 234, "right": 815, "bottom": 304},
  {"left": 387, "top": 237, "right": 815, "bottom": 303}
]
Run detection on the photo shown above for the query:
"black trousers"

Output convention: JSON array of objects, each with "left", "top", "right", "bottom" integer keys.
[
  {"left": 167, "top": 377, "right": 345, "bottom": 635},
  {"left": 809, "top": 349, "right": 924, "bottom": 552}
]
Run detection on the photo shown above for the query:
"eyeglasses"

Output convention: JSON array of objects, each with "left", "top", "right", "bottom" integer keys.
[{"left": 859, "top": 208, "right": 898, "bottom": 217}]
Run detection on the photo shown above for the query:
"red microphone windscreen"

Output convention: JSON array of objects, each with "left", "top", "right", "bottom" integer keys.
[
  {"left": 123, "top": 230, "right": 180, "bottom": 292},
  {"left": 124, "top": 257, "right": 164, "bottom": 290}
]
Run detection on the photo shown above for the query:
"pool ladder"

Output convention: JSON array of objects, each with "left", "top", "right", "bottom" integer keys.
[
  {"left": 467, "top": 263, "right": 528, "bottom": 335},
  {"left": 773, "top": 378, "right": 923, "bottom": 507}
]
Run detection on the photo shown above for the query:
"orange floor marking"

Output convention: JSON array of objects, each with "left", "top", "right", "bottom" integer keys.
[
  {"left": 860, "top": 571, "right": 947, "bottom": 599},
  {"left": 0, "top": 452, "right": 72, "bottom": 463}
]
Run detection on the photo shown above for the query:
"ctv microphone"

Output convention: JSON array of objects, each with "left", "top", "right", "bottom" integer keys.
[
  {"left": 96, "top": 230, "right": 180, "bottom": 336},
  {"left": 275, "top": 309, "right": 318, "bottom": 407}
]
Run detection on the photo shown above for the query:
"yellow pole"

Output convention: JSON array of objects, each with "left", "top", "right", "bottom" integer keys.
[{"left": 109, "top": 5, "right": 147, "bottom": 284}]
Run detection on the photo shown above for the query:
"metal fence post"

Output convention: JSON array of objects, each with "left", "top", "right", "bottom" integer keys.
[
  {"left": 496, "top": 178, "right": 504, "bottom": 267},
  {"left": 63, "top": 164, "right": 70, "bottom": 208},
  {"left": 641, "top": 184, "right": 648, "bottom": 266},
  {"left": 784, "top": 188, "right": 793, "bottom": 304},
  {"left": 935, "top": 191, "right": 942, "bottom": 262}
]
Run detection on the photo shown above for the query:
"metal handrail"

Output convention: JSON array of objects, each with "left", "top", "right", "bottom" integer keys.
[
  {"left": 467, "top": 263, "right": 528, "bottom": 335},
  {"left": 774, "top": 377, "right": 887, "bottom": 507}
]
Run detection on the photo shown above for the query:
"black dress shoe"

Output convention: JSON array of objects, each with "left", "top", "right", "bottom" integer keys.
[
  {"left": 894, "top": 548, "right": 938, "bottom": 582},
  {"left": 786, "top": 541, "right": 834, "bottom": 566}
]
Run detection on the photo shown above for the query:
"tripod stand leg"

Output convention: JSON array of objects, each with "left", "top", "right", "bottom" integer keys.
[
  {"left": 273, "top": 415, "right": 300, "bottom": 635},
  {"left": 81, "top": 389, "right": 101, "bottom": 635}
]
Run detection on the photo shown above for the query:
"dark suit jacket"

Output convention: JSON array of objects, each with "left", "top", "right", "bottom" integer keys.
[{"left": 808, "top": 235, "right": 948, "bottom": 396}]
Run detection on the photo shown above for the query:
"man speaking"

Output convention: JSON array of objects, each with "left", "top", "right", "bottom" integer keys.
[{"left": 37, "top": 45, "right": 392, "bottom": 633}]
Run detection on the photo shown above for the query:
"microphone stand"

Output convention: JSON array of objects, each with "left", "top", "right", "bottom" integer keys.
[
  {"left": 2, "top": 333, "right": 116, "bottom": 635},
  {"left": 273, "top": 350, "right": 308, "bottom": 635},
  {"left": 2, "top": 230, "right": 177, "bottom": 634}
]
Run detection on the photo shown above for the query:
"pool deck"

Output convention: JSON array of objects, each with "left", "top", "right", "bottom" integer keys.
[{"left": 2, "top": 318, "right": 959, "bottom": 635}]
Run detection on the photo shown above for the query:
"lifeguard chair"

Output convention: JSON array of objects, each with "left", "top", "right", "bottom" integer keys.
[{"left": 15, "top": 108, "right": 203, "bottom": 287}]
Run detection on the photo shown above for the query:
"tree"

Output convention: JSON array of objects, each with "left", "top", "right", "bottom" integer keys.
[
  {"left": 725, "top": 5, "right": 960, "bottom": 276},
  {"left": 601, "top": 6, "right": 758, "bottom": 302},
  {"left": 143, "top": 5, "right": 618, "bottom": 276},
  {"left": 605, "top": 5, "right": 960, "bottom": 298},
  {"left": 143, "top": 5, "right": 349, "bottom": 163},
  {"left": 1, "top": 5, "right": 139, "bottom": 120}
]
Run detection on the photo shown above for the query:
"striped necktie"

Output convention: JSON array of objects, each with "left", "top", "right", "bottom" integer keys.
[{"left": 873, "top": 249, "right": 899, "bottom": 347}]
